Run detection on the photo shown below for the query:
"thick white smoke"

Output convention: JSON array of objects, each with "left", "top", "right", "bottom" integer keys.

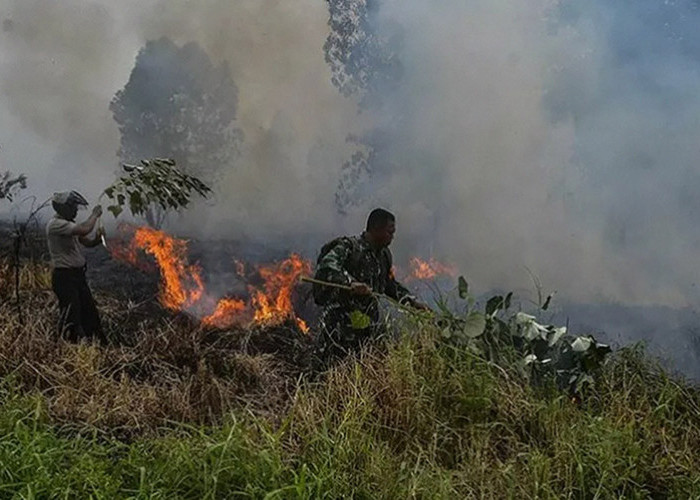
[{"left": 1, "top": 0, "right": 700, "bottom": 313}]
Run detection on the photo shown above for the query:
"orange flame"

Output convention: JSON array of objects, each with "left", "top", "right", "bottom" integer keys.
[
  {"left": 112, "top": 226, "right": 311, "bottom": 332},
  {"left": 131, "top": 227, "right": 205, "bottom": 310},
  {"left": 202, "top": 298, "right": 247, "bottom": 329},
  {"left": 407, "top": 257, "right": 457, "bottom": 281},
  {"left": 251, "top": 254, "right": 312, "bottom": 333}
]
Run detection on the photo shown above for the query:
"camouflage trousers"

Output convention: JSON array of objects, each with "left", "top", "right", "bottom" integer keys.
[{"left": 311, "top": 305, "right": 385, "bottom": 370}]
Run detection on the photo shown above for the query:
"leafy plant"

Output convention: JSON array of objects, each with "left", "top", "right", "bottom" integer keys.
[
  {"left": 0, "top": 171, "right": 27, "bottom": 202},
  {"left": 434, "top": 276, "right": 611, "bottom": 396},
  {"left": 102, "top": 158, "right": 212, "bottom": 220}
]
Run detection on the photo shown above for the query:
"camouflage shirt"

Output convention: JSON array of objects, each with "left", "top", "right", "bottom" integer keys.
[{"left": 314, "top": 233, "right": 415, "bottom": 322}]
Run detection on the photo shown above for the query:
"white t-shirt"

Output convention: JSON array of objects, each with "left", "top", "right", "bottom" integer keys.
[{"left": 46, "top": 216, "right": 85, "bottom": 269}]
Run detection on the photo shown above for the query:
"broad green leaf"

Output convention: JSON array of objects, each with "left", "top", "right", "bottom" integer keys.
[
  {"left": 107, "top": 205, "right": 123, "bottom": 218},
  {"left": 463, "top": 311, "right": 486, "bottom": 338},
  {"left": 595, "top": 342, "right": 612, "bottom": 356},
  {"left": 523, "top": 354, "right": 538, "bottom": 365},
  {"left": 522, "top": 322, "right": 542, "bottom": 341},
  {"left": 515, "top": 312, "right": 536, "bottom": 324},
  {"left": 571, "top": 336, "right": 593, "bottom": 352},
  {"left": 542, "top": 294, "right": 553, "bottom": 311},
  {"left": 349, "top": 310, "right": 371, "bottom": 330},
  {"left": 504, "top": 292, "right": 513, "bottom": 310},
  {"left": 458, "top": 276, "right": 469, "bottom": 299},
  {"left": 515, "top": 312, "right": 548, "bottom": 341},
  {"left": 548, "top": 326, "right": 567, "bottom": 347},
  {"left": 486, "top": 295, "right": 504, "bottom": 316}
]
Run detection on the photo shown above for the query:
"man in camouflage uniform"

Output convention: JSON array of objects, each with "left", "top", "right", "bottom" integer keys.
[{"left": 312, "top": 208, "right": 429, "bottom": 367}]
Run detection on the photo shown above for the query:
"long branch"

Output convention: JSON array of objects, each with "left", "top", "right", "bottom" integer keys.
[{"left": 299, "top": 276, "right": 432, "bottom": 317}]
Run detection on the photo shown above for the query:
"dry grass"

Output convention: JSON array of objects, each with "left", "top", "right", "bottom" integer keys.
[{"left": 0, "top": 259, "right": 309, "bottom": 438}]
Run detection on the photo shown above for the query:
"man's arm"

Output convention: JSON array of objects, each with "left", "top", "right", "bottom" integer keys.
[
  {"left": 385, "top": 270, "right": 414, "bottom": 303},
  {"left": 315, "top": 239, "right": 372, "bottom": 299},
  {"left": 79, "top": 226, "right": 104, "bottom": 248},
  {"left": 387, "top": 276, "right": 430, "bottom": 310},
  {"left": 71, "top": 205, "right": 102, "bottom": 237}
]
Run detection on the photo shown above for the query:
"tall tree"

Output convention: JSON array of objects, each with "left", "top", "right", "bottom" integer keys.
[
  {"left": 324, "top": 0, "right": 403, "bottom": 214},
  {"left": 110, "top": 37, "right": 242, "bottom": 225},
  {"left": 324, "top": 0, "right": 401, "bottom": 106}
]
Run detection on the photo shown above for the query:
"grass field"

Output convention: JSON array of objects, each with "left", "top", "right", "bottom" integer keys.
[{"left": 1, "top": 259, "right": 699, "bottom": 498}]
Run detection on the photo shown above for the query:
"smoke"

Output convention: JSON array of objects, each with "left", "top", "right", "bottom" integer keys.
[
  {"left": 0, "top": 0, "right": 130, "bottom": 197},
  {"left": 330, "top": 0, "right": 700, "bottom": 309},
  {"left": 0, "top": 0, "right": 360, "bottom": 231},
  {"left": 1, "top": 0, "right": 700, "bottom": 314}
]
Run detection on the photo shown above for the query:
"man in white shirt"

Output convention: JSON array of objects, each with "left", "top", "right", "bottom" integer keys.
[{"left": 46, "top": 191, "right": 106, "bottom": 343}]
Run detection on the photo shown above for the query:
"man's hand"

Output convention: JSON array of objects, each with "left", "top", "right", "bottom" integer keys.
[
  {"left": 350, "top": 282, "right": 373, "bottom": 296},
  {"left": 92, "top": 205, "right": 103, "bottom": 218}
]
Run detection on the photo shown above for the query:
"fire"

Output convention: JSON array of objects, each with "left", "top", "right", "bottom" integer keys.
[
  {"left": 202, "top": 298, "right": 247, "bottom": 329},
  {"left": 112, "top": 225, "right": 311, "bottom": 332},
  {"left": 130, "top": 226, "right": 205, "bottom": 310},
  {"left": 407, "top": 257, "right": 457, "bottom": 281},
  {"left": 251, "top": 254, "right": 312, "bottom": 333},
  {"left": 109, "top": 235, "right": 154, "bottom": 273}
]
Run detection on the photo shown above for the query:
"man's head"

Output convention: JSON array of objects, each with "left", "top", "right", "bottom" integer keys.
[
  {"left": 52, "top": 191, "right": 88, "bottom": 221},
  {"left": 365, "top": 208, "right": 396, "bottom": 248}
]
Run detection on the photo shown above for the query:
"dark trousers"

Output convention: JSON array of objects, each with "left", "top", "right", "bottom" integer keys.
[{"left": 51, "top": 267, "right": 105, "bottom": 342}]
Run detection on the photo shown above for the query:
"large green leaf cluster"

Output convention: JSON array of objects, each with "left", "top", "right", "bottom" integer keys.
[
  {"left": 435, "top": 277, "right": 612, "bottom": 396},
  {"left": 102, "top": 158, "right": 211, "bottom": 219}
]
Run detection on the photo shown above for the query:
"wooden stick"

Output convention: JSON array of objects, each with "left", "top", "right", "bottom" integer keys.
[
  {"left": 300, "top": 275, "right": 432, "bottom": 316},
  {"left": 300, "top": 275, "right": 352, "bottom": 291}
]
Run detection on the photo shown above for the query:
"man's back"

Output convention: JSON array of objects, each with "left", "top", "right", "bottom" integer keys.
[
  {"left": 46, "top": 216, "right": 85, "bottom": 269},
  {"left": 314, "top": 234, "right": 413, "bottom": 311}
]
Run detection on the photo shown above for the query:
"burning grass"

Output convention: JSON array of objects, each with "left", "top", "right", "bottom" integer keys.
[
  {"left": 112, "top": 225, "right": 313, "bottom": 332},
  {"left": 1, "top": 258, "right": 699, "bottom": 497},
  {"left": 0, "top": 259, "right": 310, "bottom": 437}
]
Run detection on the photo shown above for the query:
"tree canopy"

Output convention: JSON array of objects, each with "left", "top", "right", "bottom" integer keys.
[{"left": 110, "top": 37, "right": 243, "bottom": 184}]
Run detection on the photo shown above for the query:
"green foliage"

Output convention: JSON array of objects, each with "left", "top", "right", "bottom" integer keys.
[
  {"left": 349, "top": 310, "right": 372, "bottom": 330},
  {"left": 0, "top": 265, "right": 697, "bottom": 497},
  {"left": 0, "top": 171, "right": 27, "bottom": 202},
  {"left": 436, "top": 276, "right": 612, "bottom": 396},
  {"left": 102, "top": 158, "right": 211, "bottom": 219}
]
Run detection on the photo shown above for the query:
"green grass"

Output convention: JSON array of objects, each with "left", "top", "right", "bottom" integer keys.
[{"left": 0, "top": 323, "right": 698, "bottom": 499}]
